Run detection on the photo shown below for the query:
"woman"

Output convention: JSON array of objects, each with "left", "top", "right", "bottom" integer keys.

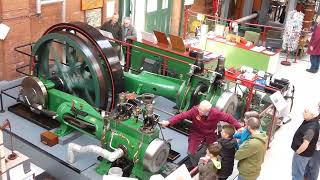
[{"left": 306, "top": 16, "right": 320, "bottom": 73}]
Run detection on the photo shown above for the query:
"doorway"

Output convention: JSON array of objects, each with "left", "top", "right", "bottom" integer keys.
[{"left": 145, "top": 0, "right": 172, "bottom": 34}]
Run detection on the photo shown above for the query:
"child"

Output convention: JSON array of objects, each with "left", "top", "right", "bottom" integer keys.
[
  {"left": 198, "top": 143, "right": 222, "bottom": 180},
  {"left": 217, "top": 125, "right": 238, "bottom": 180},
  {"left": 234, "top": 111, "right": 260, "bottom": 146}
]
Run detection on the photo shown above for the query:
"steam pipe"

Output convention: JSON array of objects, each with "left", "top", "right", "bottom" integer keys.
[
  {"left": 67, "top": 143, "right": 124, "bottom": 164},
  {"left": 235, "top": 13, "right": 258, "bottom": 23}
]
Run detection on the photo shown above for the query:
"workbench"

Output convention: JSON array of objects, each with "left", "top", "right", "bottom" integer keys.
[
  {"left": 204, "top": 38, "right": 280, "bottom": 74},
  {"left": 129, "top": 39, "right": 220, "bottom": 80},
  {"left": 204, "top": 38, "right": 281, "bottom": 74}
]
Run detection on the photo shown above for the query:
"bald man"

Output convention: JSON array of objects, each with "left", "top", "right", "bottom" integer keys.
[
  {"left": 160, "top": 100, "right": 241, "bottom": 166},
  {"left": 101, "top": 13, "right": 122, "bottom": 41}
]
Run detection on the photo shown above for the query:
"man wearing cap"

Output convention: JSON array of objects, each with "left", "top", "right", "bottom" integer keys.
[{"left": 160, "top": 100, "right": 242, "bottom": 166}]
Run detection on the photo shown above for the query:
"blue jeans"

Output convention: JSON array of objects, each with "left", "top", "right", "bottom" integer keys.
[
  {"left": 237, "top": 176, "right": 255, "bottom": 180},
  {"left": 305, "top": 150, "right": 320, "bottom": 180},
  {"left": 310, "top": 55, "right": 320, "bottom": 70},
  {"left": 292, "top": 153, "right": 312, "bottom": 180}
]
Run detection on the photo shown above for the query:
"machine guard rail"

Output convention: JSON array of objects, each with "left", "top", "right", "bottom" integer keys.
[
  {"left": 0, "top": 35, "right": 287, "bottom": 176},
  {"left": 184, "top": 9, "right": 284, "bottom": 44}
]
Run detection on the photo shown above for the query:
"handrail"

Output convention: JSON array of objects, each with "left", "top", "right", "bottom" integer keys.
[
  {"left": 184, "top": 9, "right": 284, "bottom": 43},
  {"left": 187, "top": 9, "right": 283, "bottom": 30}
]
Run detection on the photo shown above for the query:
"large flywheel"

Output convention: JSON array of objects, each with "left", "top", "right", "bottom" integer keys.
[{"left": 31, "top": 22, "right": 124, "bottom": 110}]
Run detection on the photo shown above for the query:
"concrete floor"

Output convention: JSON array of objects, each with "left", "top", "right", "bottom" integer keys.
[
  {"left": 2, "top": 132, "right": 88, "bottom": 180},
  {"left": 0, "top": 55, "right": 319, "bottom": 180},
  {"left": 258, "top": 56, "right": 320, "bottom": 180}
]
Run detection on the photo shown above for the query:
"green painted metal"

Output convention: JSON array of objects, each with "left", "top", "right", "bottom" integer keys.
[
  {"left": 205, "top": 40, "right": 270, "bottom": 71},
  {"left": 145, "top": 0, "right": 172, "bottom": 34},
  {"left": 97, "top": 117, "right": 159, "bottom": 179},
  {"left": 55, "top": 100, "right": 103, "bottom": 138},
  {"left": 130, "top": 40, "right": 194, "bottom": 80},
  {"left": 31, "top": 32, "right": 106, "bottom": 108},
  {"left": 124, "top": 70, "right": 223, "bottom": 111},
  {"left": 119, "top": 0, "right": 131, "bottom": 22},
  {"left": 124, "top": 71, "right": 183, "bottom": 102},
  {"left": 27, "top": 27, "right": 236, "bottom": 179}
]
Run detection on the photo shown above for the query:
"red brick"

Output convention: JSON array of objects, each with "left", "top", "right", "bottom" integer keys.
[{"left": 0, "top": 0, "right": 114, "bottom": 80}]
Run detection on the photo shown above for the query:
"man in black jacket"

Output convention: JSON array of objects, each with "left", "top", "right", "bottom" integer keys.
[
  {"left": 291, "top": 107, "right": 320, "bottom": 180},
  {"left": 217, "top": 124, "right": 238, "bottom": 180},
  {"left": 100, "top": 13, "right": 122, "bottom": 59},
  {"left": 101, "top": 13, "right": 122, "bottom": 41}
]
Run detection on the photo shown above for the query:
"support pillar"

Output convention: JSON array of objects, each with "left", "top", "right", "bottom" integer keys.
[
  {"left": 258, "top": 0, "right": 270, "bottom": 25},
  {"left": 242, "top": 0, "right": 254, "bottom": 17},
  {"left": 0, "top": 131, "right": 7, "bottom": 180},
  {"left": 220, "top": 0, "right": 231, "bottom": 19}
]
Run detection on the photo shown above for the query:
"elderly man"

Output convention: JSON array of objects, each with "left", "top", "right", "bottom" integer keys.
[
  {"left": 122, "top": 17, "right": 136, "bottom": 41},
  {"left": 160, "top": 100, "right": 241, "bottom": 166},
  {"left": 101, "top": 13, "right": 122, "bottom": 41},
  {"left": 291, "top": 107, "right": 320, "bottom": 180},
  {"left": 304, "top": 103, "right": 320, "bottom": 180}
]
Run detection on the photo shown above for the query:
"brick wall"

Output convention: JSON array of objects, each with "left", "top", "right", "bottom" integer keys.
[
  {"left": 190, "top": 0, "right": 207, "bottom": 14},
  {"left": 0, "top": 0, "right": 118, "bottom": 81}
]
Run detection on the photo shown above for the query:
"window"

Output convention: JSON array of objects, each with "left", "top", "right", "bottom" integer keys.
[
  {"left": 162, "top": 0, "right": 168, "bottom": 9},
  {"left": 147, "top": 0, "right": 157, "bottom": 12},
  {"left": 106, "top": 0, "right": 115, "bottom": 18}
]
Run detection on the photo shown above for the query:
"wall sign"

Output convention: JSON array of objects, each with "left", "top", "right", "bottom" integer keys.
[{"left": 82, "top": 0, "right": 103, "bottom": 10}]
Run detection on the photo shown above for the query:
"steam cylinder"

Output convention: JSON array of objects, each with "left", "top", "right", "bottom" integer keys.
[{"left": 124, "top": 71, "right": 185, "bottom": 102}]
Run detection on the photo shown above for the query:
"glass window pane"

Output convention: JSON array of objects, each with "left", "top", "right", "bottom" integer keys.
[
  {"left": 147, "top": 0, "right": 158, "bottom": 12},
  {"left": 106, "top": 0, "right": 115, "bottom": 18},
  {"left": 162, "top": 0, "right": 168, "bottom": 9}
]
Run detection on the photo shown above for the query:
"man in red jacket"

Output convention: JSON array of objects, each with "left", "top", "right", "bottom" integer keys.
[
  {"left": 160, "top": 100, "right": 242, "bottom": 166},
  {"left": 306, "top": 16, "right": 320, "bottom": 73}
]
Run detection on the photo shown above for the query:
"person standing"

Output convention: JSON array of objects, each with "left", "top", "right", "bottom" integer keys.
[
  {"left": 235, "top": 117, "right": 268, "bottom": 180},
  {"left": 306, "top": 16, "right": 320, "bottom": 73},
  {"left": 122, "top": 17, "right": 136, "bottom": 41},
  {"left": 304, "top": 103, "right": 320, "bottom": 180},
  {"left": 233, "top": 111, "right": 260, "bottom": 146},
  {"left": 160, "top": 100, "right": 242, "bottom": 167},
  {"left": 217, "top": 125, "right": 238, "bottom": 180},
  {"left": 101, "top": 13, "right": 122, "bottom": 59},
  {"left": 291, "top": 108, "right": 320, "bottom": 180},
  {"left": 100, "top": 13, "right": 122, "bottom": 41}
]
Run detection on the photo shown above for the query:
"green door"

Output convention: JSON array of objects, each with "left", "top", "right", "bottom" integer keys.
[{"left": 145, "top": 0, "right": 172, "bottom": 34}]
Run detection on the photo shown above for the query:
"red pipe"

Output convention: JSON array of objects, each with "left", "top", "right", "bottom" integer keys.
[
  {"left": 184, "top": 7, "right": 190, "bottom": 39},
  {"left": 162, "top": 56, "right": 167, "bottom": 75},
  {"left": 267, "top": 106, "right": 277, "bottom": 148},
  {"left": 125, "top": 42, "right": 131, "bottom": 71}
]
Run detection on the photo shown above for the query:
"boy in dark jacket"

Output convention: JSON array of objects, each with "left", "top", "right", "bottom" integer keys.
[
  {"left": 218, "top": 124, "right": 238, "bottom": 180},
  {"left": 198, "top": 143, "right": 222, "bottom": 180}
]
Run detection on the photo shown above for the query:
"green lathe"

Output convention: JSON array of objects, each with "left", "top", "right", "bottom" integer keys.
[{"left": 19, "top": 22, "right": 239, "bottom": 179}]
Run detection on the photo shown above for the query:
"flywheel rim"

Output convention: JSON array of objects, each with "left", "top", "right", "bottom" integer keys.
[
  {"left": 31, "top": 31, "right": 107, "bottom": 108},
  {"left": 42, "top": 22, "right": 125, "bottom": 111}
]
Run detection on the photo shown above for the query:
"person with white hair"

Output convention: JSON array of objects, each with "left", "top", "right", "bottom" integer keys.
[
  {"left": 122, "top": 17, "right": 136, "bottom": 41},
  {"left": 160, "top": 100, "right": 242, "bottom": 167},
  {"left": 304, "top": 102, "right": 320, "bottom": 180},
  {"left": 291, "top": 106, "right": 320, "bottom": 180}
]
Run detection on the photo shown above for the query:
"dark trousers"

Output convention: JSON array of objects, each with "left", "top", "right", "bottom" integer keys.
[
  {"left": 305, "top": 150, "right": 320, "bottom": 180},
  {"left": 310, "top": 55, "right": 320, "bottom": 71}
]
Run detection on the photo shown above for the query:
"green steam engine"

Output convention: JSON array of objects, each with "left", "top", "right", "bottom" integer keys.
[{"left": 19, "top": 22, "right": 238, "bottom": 179}]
